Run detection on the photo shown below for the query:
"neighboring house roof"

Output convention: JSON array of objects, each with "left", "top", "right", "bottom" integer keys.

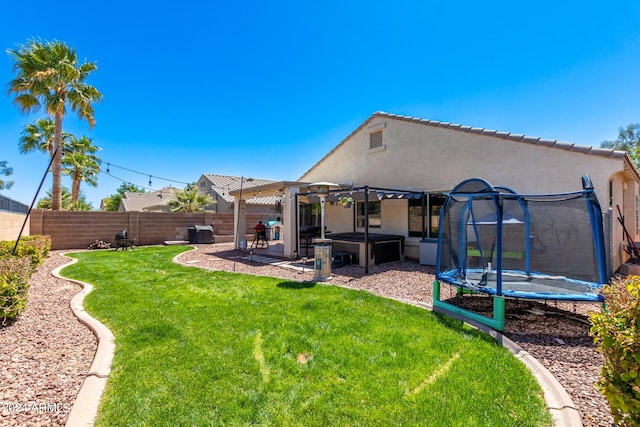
[
  {"left": 119, "top": 187, "right": 177, "bottom": 212},
  {"left": 300, "top": 111, "right": 637, "bottom": 180},
  {"left": 201, "top": 174, "right": 280, "bottom": 205}
]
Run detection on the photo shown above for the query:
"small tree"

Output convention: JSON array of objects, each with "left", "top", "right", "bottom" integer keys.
[
  {"left": 0, "top": 161, "right": 13, "bottom": 190},
  {"left": 601, "top": 123, "right": 640, "bottom": 168},
  {"left": 590, "top": 277, "right": 640, "bottom": 426},
  {"left": 166, "top": 183, "right": 214, "bottom": 213}
]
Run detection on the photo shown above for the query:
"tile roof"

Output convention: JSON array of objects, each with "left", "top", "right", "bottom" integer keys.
[
  {"left": 201, "top": 174, "right": 279, "bottom": 205},
  {"left": 120, "top": 187, "right": 177, "bottom": 211},
  {"left": 300, "top": 111, "right": 632, "bottom": 180},
  {"left": 374, "top": 111, "right": 627, "bottom": 157}
]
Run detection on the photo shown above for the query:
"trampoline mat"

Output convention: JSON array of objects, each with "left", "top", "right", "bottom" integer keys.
[{"left": 438, "top": 268, "right": 604, "bottom": 301}]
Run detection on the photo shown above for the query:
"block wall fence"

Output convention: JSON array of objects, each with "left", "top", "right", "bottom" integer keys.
[
  {"left": 0, "top": 211, "right": 29, "bottom": 242},
  {"left": 26, "top": 210, "right": 273, "bottom": 250}
]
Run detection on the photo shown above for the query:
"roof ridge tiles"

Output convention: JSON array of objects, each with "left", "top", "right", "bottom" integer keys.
[{"left": 299, "top": 111, "right": 635, "bottom": 180}]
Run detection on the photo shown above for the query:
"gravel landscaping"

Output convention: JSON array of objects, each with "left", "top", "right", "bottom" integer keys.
[
  {"left": 0, "top": 244, "right": 613, "bottom": 426},
  {"left": 0, "top": 252, "right": 96, "bottom": 427}
]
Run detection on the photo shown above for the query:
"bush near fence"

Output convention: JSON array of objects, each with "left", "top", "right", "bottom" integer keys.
[
  {"left": 0, "top": 235, "right": 51, "bottom": 269},
  {"left": 590, "top": 277, "right": 640, "bottom": 426},
  {"left": 0, "top": 235, "right": 51, "bottom": 323}
]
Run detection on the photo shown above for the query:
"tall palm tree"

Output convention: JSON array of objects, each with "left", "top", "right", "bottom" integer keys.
[
  {"left": 7, "top": 39, "right": 103, "bottom": 210},
  {"left": 166, "top": 184, "right": 215, "bottom": 213},
  {"left": 63, "top": 135, "right": 101, "bottom": 204}
]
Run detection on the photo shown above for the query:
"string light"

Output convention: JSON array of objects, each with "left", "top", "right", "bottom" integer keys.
[
  {"left": 99, "top": 161, "right": 191, "bottom": 186},
  {"left": 102, "top": 171, "right": 156, "bottom": 192},
  {"left": 99, "top": 160, "right": 258, "bottom": 196}
]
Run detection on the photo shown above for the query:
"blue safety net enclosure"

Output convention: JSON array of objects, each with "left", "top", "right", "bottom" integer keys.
[{"left": 436, "top": 175, "right": 607, "bottom": 302}]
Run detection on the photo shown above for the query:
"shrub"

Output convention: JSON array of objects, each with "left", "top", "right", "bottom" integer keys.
[
  {"left": 590, "top": 277, "right": 640, "bottom": 426},
  {"left": 0, "top": 235, "right": 51, "bottom": 322},
  {"left": 0, "top": 235, "right": 51, "bottom": 269},
  {"left": 0, "top": 256, "right": 32, "bottom": 322}
]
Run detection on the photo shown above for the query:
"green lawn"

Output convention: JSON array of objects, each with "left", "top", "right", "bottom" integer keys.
[{"left": 62, "top": 246, "right": 552, "bottom": 427}]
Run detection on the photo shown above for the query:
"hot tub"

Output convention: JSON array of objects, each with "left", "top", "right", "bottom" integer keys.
[{"left": 329, "top": 232, "right": 405, "bottom": 267}]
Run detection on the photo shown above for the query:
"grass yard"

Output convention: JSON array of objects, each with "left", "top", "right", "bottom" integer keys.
[{"left": 62, "top": 246, "right": 552, "bottom": 427}]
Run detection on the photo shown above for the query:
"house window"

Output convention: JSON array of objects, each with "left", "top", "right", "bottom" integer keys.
[
  {"left": 408, "top": 194, "right": 446, "bottom": 238},
  {"left": 429, "top": 195, "right": 446, "bottom": 238},
  {"left": 408, "top": 197, "right": 424, "bottom": 237},
  {"left": 300, "top": 203, "right": 321, "bottom": 227},
  {"left": 369, "top": 130, "right": 383, "bottom": 149},
  {"left": 356, "top": 201, "right": 381, "bottom": 228}
]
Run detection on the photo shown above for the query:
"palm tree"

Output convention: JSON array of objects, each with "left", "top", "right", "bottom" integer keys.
[
  {"left": 36, "top": 187, "right": 93, "bottom": 211},
  {"left": 18, "top": 118, "right": 57, "bottom": 157},
  {"left": 63, "top": 135, "right": 101, "bottom": 204},
  {"left": 7, "top": 39, "right": 103, "bottom": 210},
  {"left": 166, "top": 184, "right": 215, "bottom": 213}
]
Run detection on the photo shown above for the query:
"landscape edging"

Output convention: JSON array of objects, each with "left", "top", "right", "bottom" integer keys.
[{"left": 51, "top": 254, "right": 115, "bottom": 427}]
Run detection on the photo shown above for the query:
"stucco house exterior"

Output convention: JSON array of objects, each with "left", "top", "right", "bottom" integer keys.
[{"left": 233, "top": 112, "right": 640, "bottom": 275}]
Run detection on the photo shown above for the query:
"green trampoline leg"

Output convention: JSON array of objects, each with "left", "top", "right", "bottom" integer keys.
[{"left": 433, "top": 280, "right": 506, "bottom": 332}]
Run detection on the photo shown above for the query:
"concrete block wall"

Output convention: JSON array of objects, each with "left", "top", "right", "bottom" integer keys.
[
  {"left": 26, "top": 210, "right": 280, "bottom": 250},
  {"left": 0, "top": 211, "right": 29, "bottom": 242}
]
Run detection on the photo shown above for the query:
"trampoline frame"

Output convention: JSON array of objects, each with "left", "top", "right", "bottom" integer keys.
[{"left": 433, "top": 175, "right": 607, "bottom": 331}]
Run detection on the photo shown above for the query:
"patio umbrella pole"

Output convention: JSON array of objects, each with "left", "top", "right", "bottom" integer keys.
[{"left": 233, "top": 176, "right": 245, "bottom": 271}]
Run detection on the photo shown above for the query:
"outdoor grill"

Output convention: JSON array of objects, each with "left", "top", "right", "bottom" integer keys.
[
  {"left": 114, "top": 229, "right": 135, "bottom": 251},
  {"left": 188, "top": 225, "right": 215, "bottom": 244}
]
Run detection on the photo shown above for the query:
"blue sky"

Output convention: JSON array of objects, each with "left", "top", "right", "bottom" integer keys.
[{"left": 2, "top": 0, "right": 640, "bottom": 208}]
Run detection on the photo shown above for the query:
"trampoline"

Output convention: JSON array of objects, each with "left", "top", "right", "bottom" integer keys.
[{"left": 434, "top": 175, "right": 607, "bottom": 330}]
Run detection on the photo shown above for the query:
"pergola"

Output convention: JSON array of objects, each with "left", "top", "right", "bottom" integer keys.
[
  {"left": 229, "top": 180, "right": 308, "bottom": 257},
  {"left": 231, "top": 181, "right": 426, "bottom": 274}
]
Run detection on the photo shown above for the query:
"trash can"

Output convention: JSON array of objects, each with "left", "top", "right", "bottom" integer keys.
[
  {"left": 188, "top": 225, "right": 214, "bottom": 244},
  {"left": 313, "top": 239, "right": 332, "bottom": 281}
]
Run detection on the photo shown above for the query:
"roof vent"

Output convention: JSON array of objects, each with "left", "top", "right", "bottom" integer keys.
[{"left": 369, "top": 130, "right": 383, "bottom": 149}]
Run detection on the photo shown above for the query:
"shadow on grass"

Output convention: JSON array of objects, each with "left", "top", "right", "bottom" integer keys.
[
  {"left": 276, "top": 281, "right": 317, "bottom": 290},
  {"left": 433, "top": 310, "right": 502, "bottom": 347}
]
